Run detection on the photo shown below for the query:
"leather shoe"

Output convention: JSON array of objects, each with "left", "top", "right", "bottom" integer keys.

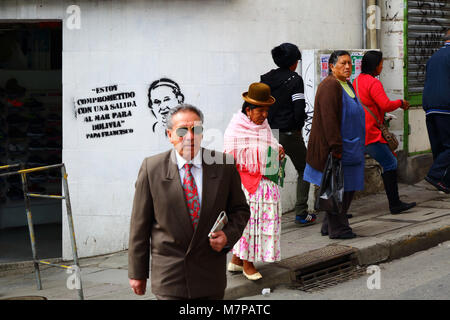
[
  {"left": 390, "top": 201, "right": 416, "bottom": 214},
  {"left": 227, "top": 262, "right": 243, "bottom": 272},
  {"left": 330, "top": 232, "right": 357, "bottom": 239},
  {"left": 243, "top": 270, "right": 262, "bottom": 281}
]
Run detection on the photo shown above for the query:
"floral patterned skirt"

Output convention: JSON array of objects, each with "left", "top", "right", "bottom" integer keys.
[{"left": 232, "top": 178, "right": 282, "bottom": 262}]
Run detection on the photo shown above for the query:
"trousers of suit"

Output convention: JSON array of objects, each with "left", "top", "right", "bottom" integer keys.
[{"left": 155, "top": 292, "right": 225, "bottom": 300}]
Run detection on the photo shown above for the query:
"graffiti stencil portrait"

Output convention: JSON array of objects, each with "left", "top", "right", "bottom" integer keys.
[{"left": 147, "top": 78, "right": 185, "bottom": 134}]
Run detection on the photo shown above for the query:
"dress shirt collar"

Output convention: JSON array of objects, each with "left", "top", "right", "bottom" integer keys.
[{"left": 175, "top": 149, "right": 202, "bottom": 170}]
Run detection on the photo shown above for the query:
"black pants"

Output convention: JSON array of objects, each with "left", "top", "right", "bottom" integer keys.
[
  {"left": 426, "top": 114, "right": 450, "bottom": 185},
  {"left": 321, "top": 191, "right": 354, "bottom": 238},
  {"left": 277, "top": 131, "right": 310, "bottom": 217}
]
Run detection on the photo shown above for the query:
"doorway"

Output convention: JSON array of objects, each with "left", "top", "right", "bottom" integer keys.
[{"left": 0, "top": 21, "right": 62, "bottom": 262}]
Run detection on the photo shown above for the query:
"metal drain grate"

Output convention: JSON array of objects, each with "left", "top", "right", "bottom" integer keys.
[
  {"left": 292, "top": 262, "right": 366, "bottom": 292},
  {"left": 276, "top": 245, "right": 363, "bottom": 293}
]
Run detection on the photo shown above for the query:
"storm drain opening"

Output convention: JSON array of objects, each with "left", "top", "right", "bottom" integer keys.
[
  {"left": 276, "top": 245, "right": 363, "bottom": 293},
  {"left": 293, "top": 260, "right": 366, "bottom": 292}
]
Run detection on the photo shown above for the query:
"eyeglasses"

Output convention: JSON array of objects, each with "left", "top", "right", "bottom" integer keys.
[{"left": 175, "top": 125, "right": 204, "bottom": 137}]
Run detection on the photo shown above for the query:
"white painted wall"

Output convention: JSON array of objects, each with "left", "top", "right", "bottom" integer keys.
[
  {"left": 379, "top": 0, "right": 431, "bottom": 153},
  {"left": 379, "top": 0, "right": 407, "bottom": 148},
  {"left": 0, "top": 0, "right": 364, "bottom": 259}
]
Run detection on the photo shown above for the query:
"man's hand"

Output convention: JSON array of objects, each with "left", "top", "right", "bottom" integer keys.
[
  {"left": 129, "top": 279, "right": 147, "bottom": 295},
  {"left": 209, "top": 230, "right": 227, "bottom": 252}
]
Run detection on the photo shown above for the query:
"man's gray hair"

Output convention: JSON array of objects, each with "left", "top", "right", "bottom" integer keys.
[{"left": 166, "top": 104, "right": 204, "bottom": 129}]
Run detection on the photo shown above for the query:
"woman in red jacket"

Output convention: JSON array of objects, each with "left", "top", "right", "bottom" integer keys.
[{"left": 353, "top": 51, "right": 416, "bottom": 214}]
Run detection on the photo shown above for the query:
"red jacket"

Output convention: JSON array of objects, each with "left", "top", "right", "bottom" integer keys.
[{"left": 353, "top": 73, "right": 402, "bottom": 145}]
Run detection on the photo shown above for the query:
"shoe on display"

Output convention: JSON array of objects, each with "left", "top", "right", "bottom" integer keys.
[
  {"left": 28, "top": 173, "right": 47, "bottom": 183},
  {"left": 29, "top": 139, "right": 47, "bottom": 151},
  {"left": 47, "top": 170, "right": 61, "bottom": 180},
  {"left": 48, "top": 113, "right": 62, "bottom": 122},
  {"left": 27, "top": 155, "right": 46, "bottom": 167},
  {"left": 8, "top": 143, "right": 27, "bottom": 153},
  {"left": 28, "top": 184, "right": 46, "bottom": 194},
  {"left": 5, "top": 78, "right": 26, "bottom": 98},
  {"left": 8, "top": 126, "right": 27, "bottom": 138},
  {"left": 7, "top": 114, "right": 29, "bottom": 124},
  {"left": 23, "top": 98, "right": 45, "bottom": 112},
  {"left": 46, "top": 140, "right": 62, "bottom": 150},
  {"left": 29, "top": 116, "right": 46, "bottom": 126},
  {"left": 47, "top": 155, "right": 62, "bottom": 165},
  {"left": 27, "top": 124, "right": 46, "bottom": 137},
  {"left": 46, "top": 127, "right": 62, "bottom": 137}
]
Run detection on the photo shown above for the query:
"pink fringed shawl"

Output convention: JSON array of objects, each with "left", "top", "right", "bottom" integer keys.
[{"left": 223, "top": 111, "right": 281, "bottom": 194}]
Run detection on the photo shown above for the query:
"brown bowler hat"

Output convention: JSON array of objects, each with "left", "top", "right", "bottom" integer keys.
[{"left": 242, "top": 83, "right": 276, "bottom": 107}]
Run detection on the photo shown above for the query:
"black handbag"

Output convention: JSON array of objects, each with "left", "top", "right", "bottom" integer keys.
[{"left": 314, "top": 153, "right": 344, "bottom": 214}]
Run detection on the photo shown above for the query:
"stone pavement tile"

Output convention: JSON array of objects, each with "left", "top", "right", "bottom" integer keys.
[
  {"left": 80, "top": 268, "right": 129, "bottom": 286},
  {"left": 376, "top": 216, "right": 450, "bottom": 241},
  {"left": 81, "top": 283, "right": 131, "bottom": 300},
  {"left": 376, "top": 207, "right": 450, "bottom": 222},
  {"left": 350, "top": 220, "right": 413, "bottom": 237},
  {"left": 87, "top": 287, "right": 155, "bottom": 300},
  {"left": 398, "top": 184, "right": 445, "bottom": 203},
  {"left": 98, "top": 251, "right": 128, "bottom": 269},
  {"left": 418, "top": 200, "right": 450, "bottom": 209}
]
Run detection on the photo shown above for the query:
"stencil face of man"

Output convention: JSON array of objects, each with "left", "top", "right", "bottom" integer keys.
[
  {"left": 151, "top": 86, "right": 176, "bottom": 125},
  {"left": 148, "top": 80, "right": 184, "bottom": 132}
]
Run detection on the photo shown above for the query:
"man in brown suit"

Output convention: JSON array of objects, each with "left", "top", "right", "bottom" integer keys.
[{"left": 128, "top": 104, "right": 250, "bottom": 300}]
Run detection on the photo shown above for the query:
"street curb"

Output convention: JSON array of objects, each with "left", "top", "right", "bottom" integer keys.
[
  {"left": 224, "top": 224, "right": 450, "bottom": 300},
  {"left": 224, "top": 264, "right": 292, "bottom": 300},
  {"left": 362, "top": 225, "right": 450, "bottom": 265}
]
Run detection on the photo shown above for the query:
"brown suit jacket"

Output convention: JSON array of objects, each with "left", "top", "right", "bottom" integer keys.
[{"left": 128, "top": 148, "right": 250, "bottom": 299}]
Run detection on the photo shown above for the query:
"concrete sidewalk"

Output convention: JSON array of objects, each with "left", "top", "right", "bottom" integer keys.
[{"left": 0, "top": 180, "right": 449, "bottom": 300}]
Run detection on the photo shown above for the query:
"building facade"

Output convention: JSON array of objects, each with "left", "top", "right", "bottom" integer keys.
[{"left": 1, "top": 0, "right": 446, "bottom": 259}]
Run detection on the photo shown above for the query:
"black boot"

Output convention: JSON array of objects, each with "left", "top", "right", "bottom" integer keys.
[{"left": 381, "top": 170, "right": 416, "bottom": 214}]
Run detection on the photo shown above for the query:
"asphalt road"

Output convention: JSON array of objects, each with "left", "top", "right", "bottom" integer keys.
[{"left": 240, "top": 240, "right": 450, "bottom": 300}]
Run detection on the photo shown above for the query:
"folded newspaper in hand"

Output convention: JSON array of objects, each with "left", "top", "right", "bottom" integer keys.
[{"left": 208, "top": 211, "right": 228, "bottom": 238}]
